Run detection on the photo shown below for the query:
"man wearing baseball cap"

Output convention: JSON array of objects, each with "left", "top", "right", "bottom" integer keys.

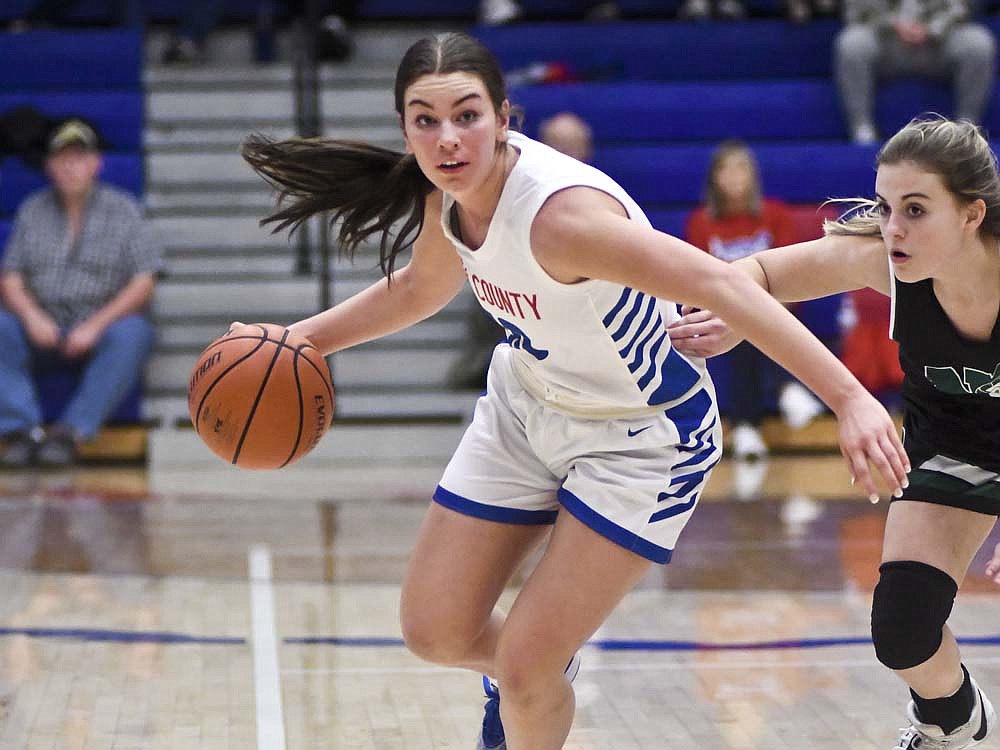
[{"left": 0, "top": 119, "right": 161, "bottom": 467}]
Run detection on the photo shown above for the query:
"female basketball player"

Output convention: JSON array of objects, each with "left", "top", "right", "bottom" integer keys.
[
  {"left": 240, "top": 32, "right": 908, "bottom": 750},
  {"left": 671, "top": 115, "right": 998, "bottom": 750}
]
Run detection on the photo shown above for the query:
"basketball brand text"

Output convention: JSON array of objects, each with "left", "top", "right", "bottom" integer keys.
[
  {"left": 308, "top": 395, "right": 327, "bottom": 450},
  {"left": 189, "top": 351, "right": 222, "bottom": 394}
]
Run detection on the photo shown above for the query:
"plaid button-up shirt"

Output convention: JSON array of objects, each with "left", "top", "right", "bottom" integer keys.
[{"left": 1, "top": 184, "right": 163, "bottom": 329}]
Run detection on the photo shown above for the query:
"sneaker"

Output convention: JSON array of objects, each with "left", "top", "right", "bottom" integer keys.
[
  {"left": 476, "top": 653, "right": 581, "bottom": 750},
  {"left": 731, "top": 423, "right": 768, "bottom": 460},
  {"left": 894, "top": 680, "right": 995, "bottom": 750},
  {"left": 36, "top": 425, "right": 78, "bottom": 468},
  {"left": 779, "top": 382, "right": 825, "bottom": 429},
  {"left": 0, "top": 429, "right": 41, "bottom": 469}
]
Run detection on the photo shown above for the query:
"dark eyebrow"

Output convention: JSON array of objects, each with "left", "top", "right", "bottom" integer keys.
[
  {"left": 406, "top": 92, "right": 482, "bottom": 109},
  {"left": 874, "top": 191, "right": 931, "bottom": 202}
]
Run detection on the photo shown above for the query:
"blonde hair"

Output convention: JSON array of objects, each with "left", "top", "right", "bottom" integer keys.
[
  {"left": 826, "top": 114, "right": 1000, "bottom": 238},
  {"left": 704, "top": 140, "right": 762, "bottom": 219}
]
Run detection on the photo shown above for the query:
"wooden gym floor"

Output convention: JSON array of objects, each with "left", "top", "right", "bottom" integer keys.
[{"left": 0, "top": 442, "right": 998, "bottom": 750}]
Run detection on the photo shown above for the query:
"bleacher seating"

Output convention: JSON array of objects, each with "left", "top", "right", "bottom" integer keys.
[{"left": 0, "top": 29, "right": 145, "bottom": 428}]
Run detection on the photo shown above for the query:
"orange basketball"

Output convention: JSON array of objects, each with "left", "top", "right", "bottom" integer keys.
[{"left": 187, "top": 323, "right": 334, "bottom": 469}]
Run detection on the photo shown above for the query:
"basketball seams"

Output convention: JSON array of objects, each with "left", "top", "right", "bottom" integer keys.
[
  {"left": 232, "top": 330, "right": 290, "bottom": 465},
  {"left": 193, "top": 334, "right": 270, "bottom": 434},
  {"left": 188, "top": 323, "right": 333, "bottom": 468},
  {"left": 280, "top": 348, "right": 307, "bottom": 469},
  {"left": 295, "top": 344, "right": 335, "bottom": 422}
]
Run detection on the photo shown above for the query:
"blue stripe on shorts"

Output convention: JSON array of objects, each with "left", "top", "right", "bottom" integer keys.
[
  {"left": 433, "top": 486, "right": 558, "bottom": 525},
  {"left": 557, "top": 487, "right": 672, "bottom": 564}
]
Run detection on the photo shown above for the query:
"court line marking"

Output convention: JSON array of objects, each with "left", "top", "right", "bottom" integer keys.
[
  {"left": 281, "top": 654, "right": 1000, "bottom": 677},
  {"left": 249, "top": 544, "right": 286, "bottom": 750}
]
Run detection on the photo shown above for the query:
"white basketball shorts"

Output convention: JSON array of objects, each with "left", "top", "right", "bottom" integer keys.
[{"left": 434, "top": 349, "right": 722, "bottom": 563}]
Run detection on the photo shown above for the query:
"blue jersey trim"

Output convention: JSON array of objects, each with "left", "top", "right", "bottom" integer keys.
[
  {"left": 619, "top": 298, "right": 659, "bottom": 359},
  {"left": 665, "top": 389, "right": 715, "bottom": 445},
  {"left": 610, "top": 291, "right": 647, "bottom": 341},
  {"left": 602, "top": 287, "right": 633, "bottom": 327},
  {"left": 627, "top": 316, "right": 663, "bottom": 373},
  {"left": 647, "top": 347, "right": 702, "bottom": 405},
  {"left": 637, "top": 331, "right": 667, "bottom": 389},
  {"left": 433, "top": 486, "right": 558, "bottom": 525},
  {"left": 557, "top": 487, "right": 673, "bottom": 564}
]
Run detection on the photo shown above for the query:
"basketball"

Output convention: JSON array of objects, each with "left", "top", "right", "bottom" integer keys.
[{"left": 187, "top": 323, "right": 334, "bottom": 469}]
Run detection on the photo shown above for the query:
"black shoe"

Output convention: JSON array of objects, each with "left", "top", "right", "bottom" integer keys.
[
  {"left": 0, "top": 431, "right": 39, "bottom": 469},
  {"left": 36, "top": 426, "right": 78, "bottom": 467}
]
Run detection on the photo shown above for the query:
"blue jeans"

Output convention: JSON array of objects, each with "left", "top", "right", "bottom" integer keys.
[{"left": 0, "top": 310, "right": 154, "bottom": 440}]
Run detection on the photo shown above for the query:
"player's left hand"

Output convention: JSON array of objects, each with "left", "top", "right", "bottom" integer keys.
[
  {"left": 835, "top": 389, "right": 910, "bottom": 503},
  {"left": 667, "top": 305, "right": 743, "bottom": 357},
  {"left": 985, "top": 542, "right": 1000, "bottom": 585}
]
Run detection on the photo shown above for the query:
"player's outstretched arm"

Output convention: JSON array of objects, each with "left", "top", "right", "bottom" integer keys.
[
  {"left": 289, "top": 192, "right": 466, "bottom": 355},
  {"left": 531, "top": 187, "right": 909, "bottom": 501},
  {"left": 669, "top": 233, "right": 889, "bottom": 357}
]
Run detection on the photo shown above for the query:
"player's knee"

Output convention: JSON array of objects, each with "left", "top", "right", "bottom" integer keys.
[
  {"left": 399, "top": 604, "right": 478, "bottom": 666},
  {"left": 871, "top": 560, "right": 957, "bottom": 670},
  {"left": 493, "top": 642, "right": 546, "bottom": 706}
]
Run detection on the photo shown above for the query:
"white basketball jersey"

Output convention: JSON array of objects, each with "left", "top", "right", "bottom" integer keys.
[{"left": 441, "top": 131, "right": 708, "bottom": 415}]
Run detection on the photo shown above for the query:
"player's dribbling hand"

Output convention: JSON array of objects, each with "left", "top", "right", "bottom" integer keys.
[
  {"left": 667, "top": 305, "right": 743, "bottom": 357},
  {"left": 835, "top": 388, "right": 910, "bottom": 504},
  {"left": 985, "top": 542, "right": 1000, "bottom": 585}
]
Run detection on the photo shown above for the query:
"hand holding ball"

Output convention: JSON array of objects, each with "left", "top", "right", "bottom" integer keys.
[{"left": 188, "top": 323, "right": 334, "bottom": 469}]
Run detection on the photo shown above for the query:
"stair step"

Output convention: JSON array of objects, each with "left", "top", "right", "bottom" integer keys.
[
  {"left": 149, "top": 421, "right": 467, "bottom": 469},
  {"left": 145, "top": 122, "right": 400, "bottom": 151},
  {"left": 150, "top": 215, "right": 292, "bottom": 247},
  {"left": 148, "top": 384, "right": 478, "bottom": 426},
  {"left": 146, "top": 345, "right": 460, "bottom": 392},
  {"left": 156, "top": 317, "right": 467, "bottom": 350}
]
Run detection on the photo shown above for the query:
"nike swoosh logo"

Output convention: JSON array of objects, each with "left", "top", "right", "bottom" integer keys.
[
  {"left": 627, "top": 426, "right": 653, "bottom": 437},
  {"left": 974, "top": 691, "right": 988, "bottom": 741}
]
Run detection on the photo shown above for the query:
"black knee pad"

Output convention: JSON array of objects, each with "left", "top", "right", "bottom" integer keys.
[{"left": 871, "top": 561, "right": 958, "bottom": 670}]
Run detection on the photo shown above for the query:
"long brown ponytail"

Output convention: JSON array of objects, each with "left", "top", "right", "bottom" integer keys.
[{"left": 241, "top": 136, "right": 433, "bottom": 277}]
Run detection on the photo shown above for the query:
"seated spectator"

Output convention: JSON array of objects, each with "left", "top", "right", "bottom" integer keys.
[
  {"left": 447, "top": 111, "right": 593, "bottom": 390},
  {"left": 538, "top": 111, "right": 593, "bottom": 163},
  {"left": 834, "top": 0, "right": 995, "bottom": 144},
  {"left": 0, "top": 120, "right": 161, "bottom": 468},
  {"left": 685, "top": 140, "right": 824, "bottom": 460}
]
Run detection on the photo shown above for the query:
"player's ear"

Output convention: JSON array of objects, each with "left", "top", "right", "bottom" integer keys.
[
  {"left": 399, "top": 114, "right": 413, "bottom": 154},
  {"left": 496, "top": 100, "right": 510, "bottom": 144},
  {"left": 963, "top": 197, "right": 987, "bottom": 236}
]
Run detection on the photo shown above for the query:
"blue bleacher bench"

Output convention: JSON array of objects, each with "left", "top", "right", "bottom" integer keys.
[{"left": 0, "top": 30, "right": 141, "bottom": 89}]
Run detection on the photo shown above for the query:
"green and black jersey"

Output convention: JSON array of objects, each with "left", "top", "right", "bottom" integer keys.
[{"left": 890, "top": 274, "right": 1000, "bottom": 512}]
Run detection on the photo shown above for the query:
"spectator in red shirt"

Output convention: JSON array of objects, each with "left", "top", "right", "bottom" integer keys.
[{"left": 685, "top": 140, "right": 824, "bottom": 459}]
